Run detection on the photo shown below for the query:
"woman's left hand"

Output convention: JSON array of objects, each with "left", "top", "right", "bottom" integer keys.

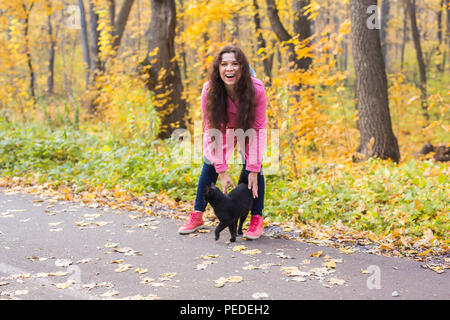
[{"left": 248, "top": 172, "right": 258, "bottom": 198}]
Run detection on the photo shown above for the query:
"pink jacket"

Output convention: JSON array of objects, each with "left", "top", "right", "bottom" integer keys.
[{"left": 201, "top": 77, "right": 267, "bottom": 173}]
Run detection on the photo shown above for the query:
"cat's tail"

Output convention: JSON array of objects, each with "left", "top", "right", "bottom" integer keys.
[{"left": 238, "top": 169, "right": 247, "bottom": 185}]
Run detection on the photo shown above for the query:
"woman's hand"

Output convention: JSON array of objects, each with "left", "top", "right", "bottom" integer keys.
[
  {"left": 218, "top": 172, "right": 236, "bottom": 193},
  {"left": 248, "top": 172, "right": 258, "bottom": 198}
]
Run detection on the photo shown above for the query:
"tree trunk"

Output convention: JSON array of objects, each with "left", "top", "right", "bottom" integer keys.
[
  {"left": 86, "top": 0, "right": 102, "bottom": 114},
  {"left": 265, "top": 0, "right": 312, "bottom": 91},
  {"left": 350, "top": 0, "right": 400, "bottom": 163},
  {"left": 437, "top": 0, "right": 444, "bottom": 72},
  {"left": 380, "top": 0, "right": 390, "bottom": 68},
  {"left": 112, "top": 0, "right": 135, "bottom": 51},
  {"left": 88, "top": 0, "right": 102, "bottom": 75},
  {"left": 140, "top": 0, "right": 187, "bottom": 139},
  {"left": 78, "top": 0, "right": 90, "bottom": 90},
  {"left": 46, "top": 0, "right": 56, "bottom": 97},
  {"left": 253, "top": 0, "right": 273, "bottom": 81},
  {"left": 23, "top": 3, "right": 36, "bottom": 104},
  {"left": 406, "top": 0, "right": 428, "bottom": 120},
  {"left": 445, "top": 0, "right": 449, "bottom": 72},
  {"left": 178, "top": 0, "right": 187, "bottom": 81},
  {"left": 400, "top": 1, "right": 408, "bottom": 70},
  {"left": 293, "top": 0, "right": 312, "bottom": 71},
  {"left": 232, "top": 12, "right": 239, "bottom": 42}
]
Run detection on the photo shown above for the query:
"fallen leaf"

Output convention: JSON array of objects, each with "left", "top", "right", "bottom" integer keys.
[
  {"left": 196, "top": 261, "right": 216, "bottom": 270},
  {"left": 291, "top": 276, "right": 307, "bottom": 282},
  {"left": 309, "top": 267, "right": 335, "bottom": 278},
  {"left": 55, "top": 259, "right": 72, "bottom": 267},
  {"left": 302, "top": 259, "right": 311, "bottom": 265},
  {"left": 310, "top": 251, "right": 323, "bottom": 258},
  {"left": 339, "top": 247, "right": 355, "bottom": 254},
  {"left": 280, "top": 266, "right": 302, "bottom": 277},
  {"left": 361, "top": 269, "right": 370, "bottom": 274},
  {"left": 82, "top": 283, "right": 96, "bottom": 290},
  {"left": 110, "top": 259, "right": 124, "bottom": 264},
  {"left": 53, "top": 279, "right": 76, "bottom": 289},
  {"left": 276, "top": 252, "right": 294, "bottom": 259},
  {"left": 140, "top": 277, "right": 155, "bottom": 284},
  {"left": 159, "top": 272, "right": 177, "bottom": 279},
  {"left": 242, "top": 249, "right": 261, "bottom": 255},
  {"left": 214, "top": 277, "right": 227, "bottom": 288},
  {"left": 105, "top": 243, "right": 119, "bottom": 248},
  {"left": 232, "top": 245, "right": 247, "bottom": 252},
  {"left": 48, "top": 222, "right": 62, "bottom": 227},
  {"left": 114, "top": 264, "right": 132, "bottom": 272},
  {"left": 113, "top": 247, "right": 141, "bottom": 256},
  {"left": 426, "top": 264, "right": 444, "bottom": 274},
  {"left": 322, "top": 260, "right": 336, "bottom": 269},
  {"left": 226, "top": 276, "right": 243, "bottom": 283},
  {"left": 14, "top": 290, "right": 29, "bottom": 296},
  {"left": 327, "top": 277, "right": 346, "bottom": 286},
  {"left": 134, "top": 268, "right": 148, "bottom": 275},
  {"left": 252, "top": 292, "right": 269, "bottom": 299},
  {"left": 27, "top": 256, "right": 40, "bottom": 262},
  {"left": 77, "top": 258, "right": 91, "bottom": 264},
  {"left": 101, "top": 290, "right": 119, "bottom": 298},
  {"left": 200, "top": 254, "right": 219, "bottom": 260}
]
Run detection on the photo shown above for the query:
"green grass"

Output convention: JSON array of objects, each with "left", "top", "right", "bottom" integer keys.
[{"left": 0, "top": 118, "right": 448, "bottom": 245}]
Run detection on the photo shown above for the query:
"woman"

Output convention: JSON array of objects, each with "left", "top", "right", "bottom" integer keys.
[{"left": 178, "top": 45, "right": 267, "bottom": 240}]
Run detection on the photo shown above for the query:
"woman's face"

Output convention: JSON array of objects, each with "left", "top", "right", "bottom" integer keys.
[{"left": 219, "top": 52, "right": 241, "bottom": 90}]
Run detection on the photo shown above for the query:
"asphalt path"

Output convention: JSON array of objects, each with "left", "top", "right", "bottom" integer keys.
[{"left": 0, "top": 189, "right": 448, "bottom": 300}]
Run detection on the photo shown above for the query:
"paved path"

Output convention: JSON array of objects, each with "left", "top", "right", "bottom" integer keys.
[{"left": 0, "top": 189, "right": 448, "bottom": 300}]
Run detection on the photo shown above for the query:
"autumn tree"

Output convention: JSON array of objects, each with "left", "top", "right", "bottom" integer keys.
[
  {"left": 350, "top": 0, "right": 400, "bottom": 163},
  {"left": 140, "top": 0, "right": 187, "bottom": 139},
  {"left": 252, "top": 0, "right": 274, "bottom": 81},
  {"left": 84, "top": 0, "right": 135, "bottom": 114},
  {"left": 405, "top": 0, "right": 428, "bottom": 120},
  {"left": 265, "top": 0, "right": 312, "bottom": 90}
]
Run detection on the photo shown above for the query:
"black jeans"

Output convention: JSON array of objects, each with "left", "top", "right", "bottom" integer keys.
[{"left": 194, "top": 158, "right": 265, "bottom": 216}]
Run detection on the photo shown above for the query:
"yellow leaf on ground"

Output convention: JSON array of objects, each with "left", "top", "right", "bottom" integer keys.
[
  {"left": 327, "top": 277, "right": 346, "bottom": 286},
  {"left": 242, "top": 249, "right": 261, "bottom": 255},
  {"left": 339, "top": 247, "right": 355, "bottom": 254},
  {"left": 310, "top": 251, "right": 323, "bottom": 258},
  {"left": 226, "top": 276, "right": 243, "bottom": 283},
  {"left": 160, "top": 272, "right": 177, "bottom": 279},
  {"left": 114, "top": 264, "right": 132, "bottom": 272},
  {"left": 323, "top": 260, "right": 336, "bottom": 269},
  {"left": 134, "top": 268, "right": 148, "bottom": 274},
  {"left": 232, "top": 245, "right": 247, "bottom": 252}
]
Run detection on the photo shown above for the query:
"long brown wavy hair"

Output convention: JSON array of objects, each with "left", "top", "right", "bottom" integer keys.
[{"left": 205, "top": 45, "right": 255, "bottom": 131}]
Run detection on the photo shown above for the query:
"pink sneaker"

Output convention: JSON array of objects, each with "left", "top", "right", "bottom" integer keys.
[
  {"left": 178, "top": 211, "right": 204, "bottom": 234},
  {"left": 244, "top": 215, "right": 264, "bottom": 240}
]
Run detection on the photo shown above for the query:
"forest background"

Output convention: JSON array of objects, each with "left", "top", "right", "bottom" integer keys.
[{"left": 0, "top": 0, "right": 448, "bottom": 263}]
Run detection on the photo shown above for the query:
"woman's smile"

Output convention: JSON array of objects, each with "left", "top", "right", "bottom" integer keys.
[{"left": 219, "top": 52, "right": 241, "bottom": 88}]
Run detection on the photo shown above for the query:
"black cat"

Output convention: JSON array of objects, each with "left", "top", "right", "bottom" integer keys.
[{"left": 204, "top": 171, "right": 254, "bottom": 242}]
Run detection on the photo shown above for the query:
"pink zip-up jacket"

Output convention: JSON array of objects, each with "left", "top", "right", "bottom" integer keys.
[{"left": 201, "top": 77, "right": 267, "bottom": 173}]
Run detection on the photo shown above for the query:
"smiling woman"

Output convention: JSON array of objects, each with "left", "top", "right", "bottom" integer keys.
[
  {"left": 178, "top": 45, "right": 268, "bottom": 240},
  {"left": 219, "top": 53, "right": 242, "bottom": 93}
]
